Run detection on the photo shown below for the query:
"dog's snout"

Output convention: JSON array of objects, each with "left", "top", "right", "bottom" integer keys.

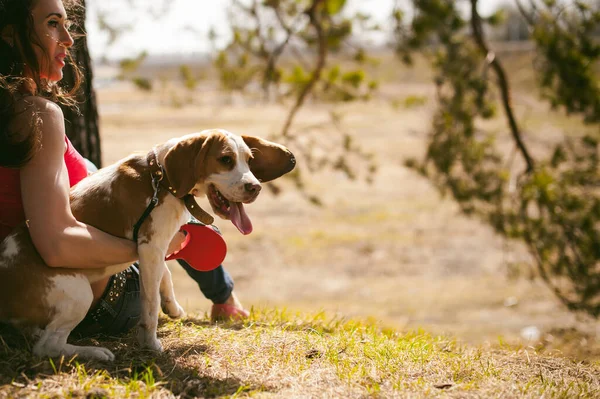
[{"left": 245, "top": 182, "right": 261, "bottom": 194}]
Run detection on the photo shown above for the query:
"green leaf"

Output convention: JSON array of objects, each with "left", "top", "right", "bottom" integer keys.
[{"left": 326, "top": 0, "right": 346, "bottom": 15}]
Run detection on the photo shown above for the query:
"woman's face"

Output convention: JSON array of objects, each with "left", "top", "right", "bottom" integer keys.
[{"left": 30, "top": 0, "right": 74, "bottom": 82}]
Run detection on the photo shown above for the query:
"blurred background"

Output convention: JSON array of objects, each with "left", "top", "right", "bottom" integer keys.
[{"left": 62, "top": 0, "right": 600, "bottom": 360}]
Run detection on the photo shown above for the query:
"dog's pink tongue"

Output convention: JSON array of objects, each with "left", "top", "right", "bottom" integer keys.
[{"left": 229, "top": 202, "right": 253, "bottom": 235}]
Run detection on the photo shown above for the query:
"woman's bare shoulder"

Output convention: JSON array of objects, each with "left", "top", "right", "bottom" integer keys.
[
  {"left": 13, "top": 95, "right": 63, "bottom": 119},
  {"left": 10, "top": 96, "right": 64, "bottom": 141}
]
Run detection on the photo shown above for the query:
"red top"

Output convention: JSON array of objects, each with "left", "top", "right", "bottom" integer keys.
[{"left": 0, "top": 136, "right": 88, "bottom": 240}]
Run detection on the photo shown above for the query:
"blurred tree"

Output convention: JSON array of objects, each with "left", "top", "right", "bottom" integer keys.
[
  {"left": 60, "top": 0, "right": 102, "bottom": 167},
  {"left": 217, "top": 0, "right": 381, "bottom": 202},
  {"left": 86, "top": 1, "right": 380, "bottom": 190},
  {"left": 396, "top": 0, "right": 600, "bottom": 316},
  {"left": 219, "top": 0, "right": 379, "bottom": 129}
]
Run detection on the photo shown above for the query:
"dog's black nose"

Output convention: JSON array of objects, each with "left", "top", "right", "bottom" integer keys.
[{"left": 245, "top": 183, "right": 262, "bottom": 194}]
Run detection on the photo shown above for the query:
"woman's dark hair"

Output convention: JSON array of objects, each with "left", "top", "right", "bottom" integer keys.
[{"left": 0, "top": 0, "right": 82, "bottom": 168}]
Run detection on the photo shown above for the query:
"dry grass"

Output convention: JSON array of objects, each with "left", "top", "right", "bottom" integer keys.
[{"left": 0, "top": 311, "right": 598, "bottom": 398}]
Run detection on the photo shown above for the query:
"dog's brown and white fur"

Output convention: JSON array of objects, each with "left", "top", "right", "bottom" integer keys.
[{"left": 0, "top": 129, "right": 295, "bottom": 361}]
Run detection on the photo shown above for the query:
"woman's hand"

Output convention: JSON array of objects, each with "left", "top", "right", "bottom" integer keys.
[{"left": 167, "top": 231, "right": 186, "bottom": 256}]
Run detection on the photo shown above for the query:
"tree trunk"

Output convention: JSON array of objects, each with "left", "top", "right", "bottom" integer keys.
[{"left": 60, "top": 0, "right": 102, "bottom": 167}]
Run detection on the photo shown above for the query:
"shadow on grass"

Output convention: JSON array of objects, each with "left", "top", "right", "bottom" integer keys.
[{"left": 0, "top": 320, "right": 270, "bottom": 398}]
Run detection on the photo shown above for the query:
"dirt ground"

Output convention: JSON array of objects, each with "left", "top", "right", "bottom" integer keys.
[{"left": 97, "top": 77, "right": 600, "bottom": 362}]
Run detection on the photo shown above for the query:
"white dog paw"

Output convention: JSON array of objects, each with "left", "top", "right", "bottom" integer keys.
[
  {"left": 137, "top": 327, "right": 163, "bottom": 352},
  {"left": 34, "top": 343, "right": 115, "bottom": 362},
  {"left": 143, "top": 337, "right": 163, "bottom": 352},
  {"left": 78, "top": 346, "right": 116, "bottom": 362},
  {"left": 162, "top": 301, "right": 186, "bottom": 319}
]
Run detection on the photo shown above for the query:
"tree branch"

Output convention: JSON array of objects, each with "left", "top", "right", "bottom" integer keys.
[
  {"left": 262, "top": 8, "right": 306, "bottom": 99},
  {"left": 515, "top": 0, "right": 536, "bottom": 26},
  {"left": 471, "top": 0, "right": 535, "bottom": 172},
  {"left": 281, "top": 0, "right": 327, "bottom": 137}
]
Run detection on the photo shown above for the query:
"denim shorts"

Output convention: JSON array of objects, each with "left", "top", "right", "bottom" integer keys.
[{"left": 72, "top": 264, "right": 141, "bottom": 337}]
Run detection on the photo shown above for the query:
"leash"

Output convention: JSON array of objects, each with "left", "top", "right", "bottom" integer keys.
[{"left": 132, "top": 149, "right": 214, "bottom": 243}]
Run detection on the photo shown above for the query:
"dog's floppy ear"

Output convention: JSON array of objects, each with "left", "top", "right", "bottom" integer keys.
[
  {"left": 242, "top": 135, "right": 296, "bottom": 182},
  {"left": 164, "top": 133, "right": 214, "bottom": 198}
]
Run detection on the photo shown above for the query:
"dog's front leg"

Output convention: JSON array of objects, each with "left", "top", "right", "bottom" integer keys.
[
  {"left": 137, "top": 243, "right": 167, "bottom": 352},
  {"left": 160, "top": 266, "right": 186, "bottom": 319}
]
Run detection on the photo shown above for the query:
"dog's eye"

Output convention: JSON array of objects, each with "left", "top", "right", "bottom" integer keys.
[{"left": 219, "top": 156, "right": 233, "bottom": 166}]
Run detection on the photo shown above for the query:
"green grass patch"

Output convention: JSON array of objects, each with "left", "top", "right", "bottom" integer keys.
[{"left": 0, "top": 309, "right": 598, "bottom": 398}]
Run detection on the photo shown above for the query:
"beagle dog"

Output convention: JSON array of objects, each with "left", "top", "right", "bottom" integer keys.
[{"left": 0, "top": 129, "right": 295, "bottom": 361}]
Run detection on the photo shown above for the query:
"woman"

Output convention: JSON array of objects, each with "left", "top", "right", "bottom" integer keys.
[{"left": 0, "top": 0, "right": 248, "bottom": 336}]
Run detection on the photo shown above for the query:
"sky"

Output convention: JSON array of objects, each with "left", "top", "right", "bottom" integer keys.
[{"left": 86, "top": 0, "right": 505, "bottom": 60}]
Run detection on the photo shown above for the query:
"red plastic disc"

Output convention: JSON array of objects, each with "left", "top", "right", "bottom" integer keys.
[{"left": 165, "top": 223, "right": 227, "bottom": 271}]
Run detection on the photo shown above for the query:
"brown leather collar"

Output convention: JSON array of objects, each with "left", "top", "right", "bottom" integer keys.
[{"left": 147, "top": 149, "right": 214, "bottom": 225}]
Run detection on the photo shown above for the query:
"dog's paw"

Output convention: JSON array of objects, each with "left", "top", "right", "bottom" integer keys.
[
  {"left": 137, "top": 327, "right": 163, "bottom": 352},
  {"left": 37, "top": 345, "right": 116, "bottom": 362},
  {"left": 143, "top": 337, "right": 163, "bottom": 352},
  {"left": 77, "top": 346, "right": 116, "bottom": 362},
  {"left": 162, "top": 300, "right": 186, "bottom": 319}
]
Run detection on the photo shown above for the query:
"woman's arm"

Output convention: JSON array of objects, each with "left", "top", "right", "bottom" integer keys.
[{"left": 18, "top": 97, "right": 139, "bottom": 268}]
